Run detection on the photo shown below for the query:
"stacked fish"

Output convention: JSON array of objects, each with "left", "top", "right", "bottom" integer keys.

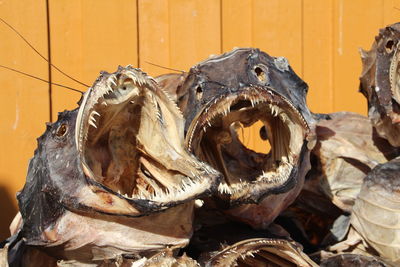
[{"left": 1, "top": 23, "right": 400, "bottom": 267}]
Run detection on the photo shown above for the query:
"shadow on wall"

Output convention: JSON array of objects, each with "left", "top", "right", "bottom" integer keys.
[{"left": 0, "top": 184, "right": 18, "bottom": 240}]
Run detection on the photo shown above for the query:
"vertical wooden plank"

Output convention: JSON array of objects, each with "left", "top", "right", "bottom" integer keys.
[
  {"left": 139, "top": 0, "right": 221, "bottom": 76},
  {"left": 0, "top": 0, "right": 49, "bottom": 239},
  {"left": 303, "top": 0, "right": 334, "bottom": 114},
  {"left": 49, "top": 0, "right": 138, "bottom": 118},
  {"left": 138, "top": 0, "right": 170, "bottom": 76},
  {"left": 332, "top": 0, "right": 383, "bottom": 114},
  {"left": 252, "top": 0, "right": 303, "bottom": 74},
  {"left": 222, "top": 0, "right": 253, "bottom": 50},
  {"left": 384, "top": 0, "right": 400, "bottom": 26},
  {"left": 223, "top": 0, "right": 302, "bottom": 71},
  {"left": 169, "top": 0, "right": 221, "bottom": 71}
]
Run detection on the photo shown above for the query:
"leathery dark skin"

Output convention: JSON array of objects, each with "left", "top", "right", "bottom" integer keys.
[
  {"left": 4, "top": 66, "right": 221, "bottom": 264},
  {"left": 360, "top": 22, "right": 400, "bottom": 147},
  {"left": 158, "top": 48, "right": 316, "bottom": 229}
]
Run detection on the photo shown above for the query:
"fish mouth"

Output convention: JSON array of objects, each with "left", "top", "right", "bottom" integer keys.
[
  {"left": 205, "top": 238, "right": 315, "bottom": 266},
  {"left": 389, "top": 42, "right": 400, "bottom": 123},
  {"left": 75, "top": 66, "right": 219, "bottom": 207},
  {"left": 186, "top": 86, "right": 309, "bottom": 205}
]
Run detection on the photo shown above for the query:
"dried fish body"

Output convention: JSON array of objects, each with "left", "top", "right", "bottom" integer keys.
[
  {"left": 6, "top": 66, "right": 220, "bottom": 263},
  {"left": 351, "top": 157, "right": 400, "bottom": 265},
  {"left": 305, "top": 112, "right": 398, "bottom": 213}
]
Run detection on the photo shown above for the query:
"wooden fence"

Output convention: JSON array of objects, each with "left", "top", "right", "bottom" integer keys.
[{"left": 0, "top": 0, "right": 398, "bottom": 238}]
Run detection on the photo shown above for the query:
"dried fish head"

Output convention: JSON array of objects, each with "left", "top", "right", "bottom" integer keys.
[
  {"left": 16, "top": 66, "right": 220, "bottom": 261},
  {"left": 360, "top": 23, "right": 400, "bottom": 147},
  {"left": 178, "top": 48, "right": 314, "bottom": 228},
  {"left": 76, "top": 66, "right": 220, "bottom": 208}
]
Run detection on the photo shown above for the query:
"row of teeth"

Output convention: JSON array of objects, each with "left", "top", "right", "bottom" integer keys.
[
  {"left": 117, "top": 177, "right": 210, "bottom": 203},
  {"left": 259, "top": 158, "right": 293, "bottom": 184},
  {"left": 107, "top": 70, "right": 152, "bottom": 88},
  {"left": 201, "top": 99, "right": 283, "bottom": 134},
  {"left": 88, "top": 110, "right": 100, "bottom": 129},
  {"left": 217, "top": 238, "right": 290, "bottom": 261},
  {"left": 120, "top": 159, "right": 218, "bottom": 202},
  {"left": 217, "top": 158, "right": 293, "bottom": 195},
  {"left": 86, "top": 71, "right": 154, "bottom": 130}
]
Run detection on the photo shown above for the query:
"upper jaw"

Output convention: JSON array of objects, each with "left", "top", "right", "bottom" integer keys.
[
  {"left": 74, "top": 65, "right": 220, "bottom": 211},
  {"left": 75, "top": 66, "right": 156, "bottom": 179},
  {"left": 185, "top": 86, "right": 310, "bottom": 204}
]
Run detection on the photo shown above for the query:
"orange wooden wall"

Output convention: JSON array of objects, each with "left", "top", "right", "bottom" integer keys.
[{"left": 0, "top": 0, "right": 398, "bottom": 239}]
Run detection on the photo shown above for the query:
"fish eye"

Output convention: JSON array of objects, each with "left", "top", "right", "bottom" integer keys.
[
  {"left": 253, "top": 65, "right": 268, "bottom": 84},
  {"left": 386, "top": 39, "right": 395, "bottom": 53},
  {"left": 55, "top": 123, "right": 68, "bottom": 138},
  {"left": 196, "top": 85, "right": 203, "bottom": 100}
]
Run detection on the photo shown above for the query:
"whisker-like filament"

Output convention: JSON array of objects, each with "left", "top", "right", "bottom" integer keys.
[
  {"left": 0, "top": 65, "right": 84, "bottom": 94},
  {"left": 0, "top": 17, "right": 90, "bottom": 88},
  {"left": 145, "top": 61, "right": 185, "bottom": 73}
]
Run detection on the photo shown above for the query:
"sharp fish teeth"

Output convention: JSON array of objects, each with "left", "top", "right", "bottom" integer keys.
[
  {"left": 92, "top": 111, "right": 100, "bottom": 117},
  {"left": 89, "top": 121, "right": 97, "bottom": 128}
]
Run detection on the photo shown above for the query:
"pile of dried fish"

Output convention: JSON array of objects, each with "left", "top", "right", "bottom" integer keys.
[{"left": 2, "top": 23, "right": 400, "bottom": 267}]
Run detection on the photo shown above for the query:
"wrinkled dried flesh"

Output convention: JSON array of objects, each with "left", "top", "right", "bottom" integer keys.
[
  {"left": 352, "top": 183, "right": 400, "bottom": 264},
  {"left": 187, "top": 92, "right": 306, "bottom": 197},
  {"left": 305, "top": 112, "right": 399, "bottom": 212},
  {"left": 77, "top": 69, "right": 217, "bottom": 204},
  {"left": 41, "top": 203, "right": 194, "bottom": 261},
  {"left": 319, "top": 253, "right": 388, "bottom": 266}
]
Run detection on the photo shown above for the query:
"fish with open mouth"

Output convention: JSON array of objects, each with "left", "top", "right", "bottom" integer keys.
[
  {"left": 6, "top": 66, "right": 220, "bottom": 264},
  {"left": 159, "top": 48, "right": 315, "bottom": 229},
  {"left": 359, "top": 22, "right": 400, "bottom": 147}
]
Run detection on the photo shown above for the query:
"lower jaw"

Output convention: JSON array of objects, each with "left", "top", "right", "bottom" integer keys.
[
  {"left": 40, "top": 202, "right": 195, "bottom": 261},
  {"left": 220, "top": 150, "right": 311, "bottom": 229}
]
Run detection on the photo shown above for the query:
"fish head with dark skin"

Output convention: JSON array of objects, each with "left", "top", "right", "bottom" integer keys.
[
  {"left": 174, "top": 48, "right": 315, "bottom": 228},
  {"left": 360, "top": 23, "right": 400, "bottom": 147},
  {"left": 16, "top": 66, "right": 221, "bottom": 261}
]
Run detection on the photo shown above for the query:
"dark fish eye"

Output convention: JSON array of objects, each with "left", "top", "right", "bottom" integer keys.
[
  {"left": 56, "top": 124, "right": 68, "bottom": 137},
  {"left": 385, "top": 39, "right": 395, "bottom": 53},
  {"left": 253, "top": 65, "right": 268, "bottom": 84},
  {"left": 196, "top": 85, "right": 203, "bottom": 100}
]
